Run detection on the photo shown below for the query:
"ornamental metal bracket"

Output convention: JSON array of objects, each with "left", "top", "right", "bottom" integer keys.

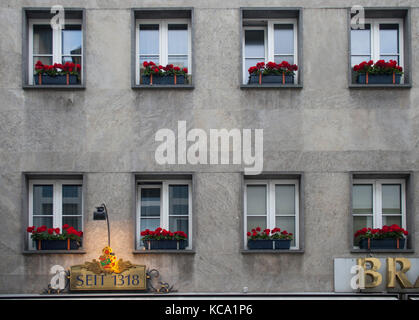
[{"left": 146, "top": 268, "right": 177, "bottom": 293}]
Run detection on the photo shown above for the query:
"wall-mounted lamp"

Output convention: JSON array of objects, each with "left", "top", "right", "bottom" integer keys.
[{"left": 93, "top": 203, "right": 111, "bottom": 247}]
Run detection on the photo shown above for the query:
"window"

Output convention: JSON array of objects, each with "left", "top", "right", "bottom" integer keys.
[
  {"left": 29, "top": 21, "right": 83, "bottom": 85},
  {"left": 136, "top": 180, "right": 192, "bottom": 249},
  {"left": 352, "top": 179, "right": 406, "bottom": 247},
  {"left": 241, "top": 8, "right": 302, "bottom": 87},
  {"left": 244, "top": 180, "right": 300, "bottom": 249},
  {"left": 28, "top": 179, "right": 83, "bottom": 249},
  {"left": 24, "top": 9, "right": 84, "bottom": 87},
  {"left": 351, "top": 19, "right": 403, "bottom": 67},
  {"left": 349, "top": 8, "right": 411, "bottom": 86},
  {"left": 135, "top": 19, "right": 192, "bottom": 85},
  {"left": 242, "top": 21, "right": 298, "bottom": 84}
]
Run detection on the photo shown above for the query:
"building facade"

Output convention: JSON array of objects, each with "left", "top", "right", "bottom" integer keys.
[{"left": 0, "top": 0, "right": 418, "bottom": 295}]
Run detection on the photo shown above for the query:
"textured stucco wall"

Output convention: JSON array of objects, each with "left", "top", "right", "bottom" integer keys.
[{"left": 0, "top": 0, "right": 418, "bottom": 293}]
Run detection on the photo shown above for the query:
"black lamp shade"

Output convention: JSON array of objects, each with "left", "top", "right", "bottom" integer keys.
[{"left": 93, "top": 206, "right": 106, "bottom": 220}]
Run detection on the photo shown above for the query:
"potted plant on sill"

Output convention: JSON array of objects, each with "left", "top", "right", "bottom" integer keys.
[
  {"left": 140, "top": 227, "right": 187, "bottom": 250},
  {"left": 247, "top": 227, "right": 293, "bottom": 250},
  {"left": 34, "top": 61, "right": 81, "bottom": 85},
  {"left": 248, "top": 61, "right": 298, "bottom": 85},
  {"left": 270, "top": 227, "right": 293, "bottom": 249},
  {"left": 141, "top": 61, "right": 188, "bottom": 85},
  {"left": 27, "top": 224, "right": 83, "bottom": 250},
  {"left": 354, "top": 224, "right": 408, "bottom": 250},
  {"left": 353, "top": 59, "right": 403, "bottom": 84}
]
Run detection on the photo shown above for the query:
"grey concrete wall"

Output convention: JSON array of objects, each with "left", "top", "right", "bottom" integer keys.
[{"left": 0, "top": 0, "right": 418, "bottom": 293}]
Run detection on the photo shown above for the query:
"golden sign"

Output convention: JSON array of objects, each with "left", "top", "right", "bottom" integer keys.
[
  {"left": 357, "top": 257, "right": 419, "bottom": 289},
  {"left": 70, "top": 247, "right": 146, "bottom": 291}
]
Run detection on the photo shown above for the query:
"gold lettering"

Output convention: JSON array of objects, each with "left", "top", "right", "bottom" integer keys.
[
  {"left": 357, "top": 258, "right": 382, "bottom": 288},
  {"left": 387, "top": 258, "right": 413, "bottom": 288}
]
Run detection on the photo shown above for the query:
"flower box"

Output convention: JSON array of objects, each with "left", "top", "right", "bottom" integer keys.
[
  {"left": 141, "top": 74, "right": 185, "bottom": 85},
  {"left": 247, "top": 61, "right": 298, "bottom": 85},
  {"left": 247, "top": 239, "right": 274, "bottom": 250},
  {"left": 353, "top": 60, "right": 403, "bottom": 85},
  {"left": 357, "top": 73, "right": 401, "bottom": 84},
  {"left": 33, "top": 61, "right": 81, "bottom": 85},
  {"left": 355, "top": 225, "right": 408, "bottom": 250},
  {"left": 27, "top": 224, "right": 83, "bottom": 251},
  {"left": 248, "top": 74, "right": 294, "bottom": 85},
  {"left": 144, "top": 239, "right": 187, "bottom": 250},
  {"left": 141, "top": 228, "right": 188, "bottom": 250},
  {"left": 36, "top": 239, "right": 81, "bottom": 250},
  {"left": 274, "top": 239, "right": 291, "bottom": 250},
  {"left": 247, "top": 227, "right": 293, "bottom": 250},
  {"left": 34, "top": 74, "right": 79, "bottom": 85},
  {"left": 359, "top": 238, "right": 405, "bottom": 250}
]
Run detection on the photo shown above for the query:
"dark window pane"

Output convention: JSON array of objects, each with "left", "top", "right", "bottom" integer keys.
[
  {"left": 380, "top": 24, "right": 399, "bottom": 54},
  {"left": 275, "top": 185, "right": 295, "bottom": 216},
  {"left": 169, "top": 185, "right": 189, "bottom": 215},
  {"left": 139, "top": 24, "right": 159, "bottom": 55},
  {"left": 62, "top": 216, "right": 82, "bottom": 231},
  {"left": 274, "top": 24, "right": 294, "bottom": 55},
  {"left": 62, "top": 185, "right": 82, "bottom": 216},
  {"left": 168, "top": 24, "right": 188, "bottom": 55},
  {"left": 382, "top": 184, "right": 401, "bottom": 215},
  {"left": 62, "top": 25, "right": 82, "bottom": 55},
  {"left": 141, "top": 188, "right": 161, "bottom": 217},
  {"left": 246, "top": 185, "right": 266, "bottom": 215},
  {"left": 353, "top": 185, "right": 373, "bottom": 214},
  {"left": 33, "top": 25, "right": 52, "bottom": 54},
  {"left": 33, "top": 185, "right": 53, "bottom": 215},
  {"left": 33, "top": 216, "right": 53, "bottom": 228},
  {"left": 351, "top": 25, "right": 371, "bottom": 55},
  {"left": 245, "top": 30, "right": 265, "bottom": 58}
]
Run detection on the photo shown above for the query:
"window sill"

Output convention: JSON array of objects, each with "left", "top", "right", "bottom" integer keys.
[
  {"left": 351, "top": 249, "right": 415, "bottom": 254},
  {"left": 22, "top": 250, "right": 86, "bottom": 254},
  {"left": 133, "top": 250, "right": 195, "bottom": 254},
  {"left": 349, "top": 84, "right": 411, "bottom": 89},
  {"left": 241, "top": 249, "right": 304, "bottom": 254},
  {"left": 132, "top": 84, "right": 194, "bottom": 90},
  {"left": 240, "top": 84, "right": 303, "bottom": 89},
  {"left": 23, "top": 85, "right": 86, "bottom": 90}
]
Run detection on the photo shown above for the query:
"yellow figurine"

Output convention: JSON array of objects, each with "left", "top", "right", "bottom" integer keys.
[{"left": 98, "top": 246, "right": 133, "bottom": 274}]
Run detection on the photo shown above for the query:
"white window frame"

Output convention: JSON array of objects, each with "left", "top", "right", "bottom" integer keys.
[
  {"left": 242, "top": 19, "right": 298, "bottom": 84},
  {"left": 28, "top": 19, "right": 83, "bottom": 85},
  {"left": 136, "top": 180, "right": 193, "bottom": 250},
  {"left": 135, "top": 19, "right": 192, "bottom": 85},
  {"left": 351, "top": 18, "right": 404, "bottom": 80},
  {"left": 352, "top": 179, "right": 407, "bottom": 234},
  {"left": 244, "top": 179, "right": 300, "bottom": 250},
  {"left": 28, "top": 179, "right": 83, "bottom": 249}
]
